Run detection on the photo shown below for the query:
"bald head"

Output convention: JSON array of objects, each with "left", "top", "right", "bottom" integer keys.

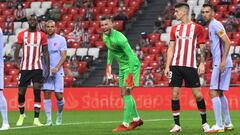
[{"left": 46, "top": 20, "right": 56, "bottom": 36}]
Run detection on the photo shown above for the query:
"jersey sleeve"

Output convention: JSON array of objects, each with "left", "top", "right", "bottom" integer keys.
[
  {"left": 17, "top": 32, "right": 23, "bottom": 45},
  {"left": 117, "top": 32, "right": 136, "bottom": 73},
  {"left": 212, "top": 21, "right": 226, "bottom": 37},
  {"left": 41, "top": 32, "right": 48, "bottom": 46},
  {"left": 196, "top": 25, "right": 206, "bottom": 45},
  {"left": 60, "top": 37, "right": 67, "bottom": 51},
  {"left": 170, "top": 26, "right": 176, "bottom": 41}
]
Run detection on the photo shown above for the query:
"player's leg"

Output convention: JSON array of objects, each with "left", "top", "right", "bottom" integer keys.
[
  {"left": 0, "top": 90, "right": 9, "bottom": 130},
  {"left": 218, "top": 68, "right": 233, "bottom": 131},
  {"left": 169, "top": 66, "right": 183, "bottom": 132},
  {"left": 128, "top": 64, "right": 143, "bottom": 130},
  {"left": 208, "top": 67, "right": 224, "bottom": 132},
  {"left": 43, "top": 77, "right": 54, "bottom": 126},
  {"left": 54, "top": 76, "right": 64, "bottom": 125},
  {"left": 32, "top": 70, "right": 44, "bottom": 126},
  {"left": 112, "top": 70, "right": 132, "bottom": 132},
  {"left": 183, "top": 67, "right": 210, "bottom": 132},
  {"left": 16, "top": 70, "right": 29, "bottom": 126},
  {"left": 0, "top": 68, "right": 9, "bottom": 130}
]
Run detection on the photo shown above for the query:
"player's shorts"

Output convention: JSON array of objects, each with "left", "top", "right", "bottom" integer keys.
[
  {"left": 210, "top": 67, "right": 231, "bottom": 91},
  {"left": 119, "top": 63, "right": 141, "bottom": 88},
  {"left": 0, "top": 66, "right": 3, "bottom": 89},
  {"left": 42, "top": 76, "right": 64, "bottom": 93},
  {"left": 18, "top": 69, "right": 43, "bottom": 87},
  {"left": 169, "top": 66, "right": 200, "bottom": 88}
]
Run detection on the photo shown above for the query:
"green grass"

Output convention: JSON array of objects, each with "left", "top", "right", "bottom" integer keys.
[{"left": 0, "top": 110, "right": 239, "bottom": 135}]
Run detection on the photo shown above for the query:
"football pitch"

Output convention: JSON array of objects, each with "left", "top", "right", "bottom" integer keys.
[{"left": 0, "top": 110, "right": 239, "bottom": 135}]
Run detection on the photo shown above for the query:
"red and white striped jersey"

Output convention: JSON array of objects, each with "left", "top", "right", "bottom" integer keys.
[
  {"left": 170, "top": 22, "right": 205, "bottom": 68},
  {"left": 17, "top": 30, "right": 47, "bottom": 70}
]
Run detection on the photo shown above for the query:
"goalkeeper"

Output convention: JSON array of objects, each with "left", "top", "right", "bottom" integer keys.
[{"left": 100, "top": 16, "right": 143, "bottom": 132}]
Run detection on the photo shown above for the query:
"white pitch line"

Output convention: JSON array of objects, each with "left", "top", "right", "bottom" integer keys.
[{"left": 9, "top": 118, "right": 172, "bottom": 130}]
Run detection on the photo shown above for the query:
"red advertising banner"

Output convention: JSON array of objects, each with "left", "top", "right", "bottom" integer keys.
[{"left": 3, "top": 87, "right": 240, "bottom": 111}]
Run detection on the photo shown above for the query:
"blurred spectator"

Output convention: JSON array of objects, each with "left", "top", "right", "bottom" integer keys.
[
  {"left": 139, "top": 32, "right": 150, "bottom": 47},
  {"left": 81, "top": 28, "right": 90, "bottom": 48},
  {"left": 142, "top": 67, "right": 154, "bottom": 86},
  {"left": 135, "top": 45, "right": 144, "bottom": 60},
  {"left": 3, "top": 16, "right": 13, "bottom": 35},
  {"left": 49, "top": 4, "right": 62, "bottom": 22},
  {"left": 66, "top": 55, "right": 80, "bottom": 80},
  {"left": 236, "top": 2, "right": 240, "bottom": 18},
  {"left": 6, "top": 0, "right": 17, "bottom": 9},
  {"left": 191, "top": 12, "right": 197, "bottom": 22},
  {"left": 83, "top": 1, "right": 94, "bottom": 21},
  {"left": 220, "top": 0, "right": 231, "bottom": 4},
  {"left": 59, "top": 29, "right": 65, "bottom": 37},
  {"left": 102, "top": 74, "right": 119, "bottom": 86},
  {"left": 37, "top": 16, "right": 47, "bottom": 32},
  {"left": 153, "top": 17, "right": 166, "bottom": 34},
  {"left": 164, "top": 2, "right": 175, "bottom": 20},
  {"left": 73, "top": 17, "right": 84, "bottom": 33},
  {"left": 225, "top": 12, "right": 238, "bottom": 32},
  {"left": 74, "top": 0, "right": 82, "bottom": 8},
  {"left": 113, "top": 9, "right": 128, "bottom": 24},
  {"left": 66, "top": 29, "right": 81, "bottom": 43},
  {"left": 14, "top": 3, "right": 27, "bottom": 22},
  {"left": 199, "top": 75, "right": 206, "bottom": 86}
]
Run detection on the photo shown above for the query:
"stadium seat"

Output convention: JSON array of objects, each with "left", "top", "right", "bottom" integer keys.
[
  {"left": 8, "top": 69, "right": 19, "bottom": 76},
  {"left": 216, "top": 5, "right": 228, "bottom": 12},
  {"left": 3, "top": 35, "right": 8, "bottom": 44},
  {"left": 114, "top": 21, "right": 124, "bottom": 31},
  {"left": 12, "top": 75, "right": 19, "bottom": 83},
  {"left": 31, "top": 2, "right": 41, "bottom": 9},
  {"left": 149, "top": 61, "right": 159, "bottom": 69},
  {"left": 141, "top": 61, "right": 149, "bottom": 69},
  {"left": 64, "top": 76, "right": 73, "bottom": 87},
  {"left": 141, "top": 47, "right": 149, "bottom": 54},
  {"left": 25, "top": 8, "right": 34, "bottom": 17},
  {"left": 88, "top": 27, "right": 96, "bottom": 34},
  {"left": 235, "top": 46, "right": 240, "bottom": 54},
  {"left": 61, "top": 15, "right": 73, "bottom": 22},
  {"left": 108, "top": 0, "right": 118, "bottom": 7},
  {"left": 88, "top": 48, "right": 100, "bottom": 60},
  {"left": 35, "top": 8, "right": 47, "bottom": 16},
  {"left": 2, "top": 9, "right": 13, "bottom": 16},
  {"left": 0, "top": 2, "right": 7, "bottom": 9},
  {"left": 148, "top": 33, "right": 160, "bottom": 43},
  {"left": 14, "top": 22, "right": 22, "bottom": 31},
  {"left": 56, "top": 21, "right": 67, "bottom": 28},
  {"left": 228, "top": 5, "right": 237, "bottom": 13},
  {"left": 149, "top": 47, "right": 160, "bottom": 54},
  {"left": 160, "top": 33, "right": 170, "bottom": 44},
  {"left": 81, "top": 21, "right": 90, "bottom": 29},
  {"left": 5, "top": 82, "right": 18, "bottom": 87},
  {"left": 76, "top": 48, "right": 88, "bottom": 58},
  {"left": 143, "top": 54, "right": 155, "bottom": 61},
  {"left": 101, "top": 7, "right": 113, "bottom": 15},
  {"left": 95, "top": 41, "right": 105, "bottom": 48},
  {"left": 96, "top": 1, "right": 107, "bottom": 7},
  {"left": 23, "top": 2, "right": 31, "bottom": 8},
  {"left": 67, "top": 48, "right": 77, "bottom": 58},
  {"left": 68, "top": 7, "right": 79, "bottom": 14},
  {"left": 4, "top": 75, "right": 12, "bottom": 84},
  {"left": 93, "top": 7, "right": 101, "bottom": 15},
  {"left": 69, "top": 42, "right": 81, "bottom": 48},
  {"left": 41, "top": 1, "right": 52, "bottom": 9},
  {"left": 210, "top": 0, "right": 220, "bottom": 6},
  {"left": 78, "top": 61, "right": 87, "bottom": 74}
]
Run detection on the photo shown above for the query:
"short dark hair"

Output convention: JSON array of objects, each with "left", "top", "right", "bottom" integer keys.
[
  {"left": 202, "top": 3, "right": 214, "bottom": 11},
  {"left": 100, "top": 15, "right": 113, "bottom": 21},
  {"left": 175, "top": 2, "right": 189, "bottom": 10}
]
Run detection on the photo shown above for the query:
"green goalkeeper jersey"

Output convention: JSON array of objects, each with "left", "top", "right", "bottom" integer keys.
[{"left": 103, "top": 29, "right": 140, "bottom": 73}]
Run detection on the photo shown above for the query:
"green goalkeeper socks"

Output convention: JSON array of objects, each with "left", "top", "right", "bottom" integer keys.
[
  {"left": 130, "top": 96, "right": 139, "bottom": 119},
  {"left": 123, "top": 95, "right": 133, "bottom": 124}
]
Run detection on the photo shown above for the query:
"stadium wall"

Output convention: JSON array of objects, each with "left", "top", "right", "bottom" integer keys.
[{"left": 4, "top": 87, "right": 240, "bottom": 111}]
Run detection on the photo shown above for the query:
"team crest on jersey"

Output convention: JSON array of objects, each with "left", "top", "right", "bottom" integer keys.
[{"left": 54, "top": 42, "right": 57, "bottom": 46}]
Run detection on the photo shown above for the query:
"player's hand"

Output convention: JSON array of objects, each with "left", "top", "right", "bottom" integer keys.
[
  {"left": 125, "top": 73, "right": 134, "bottom": 89},
  {"left": 106, "top": 64, "right": 111, "bottom": 79},
  {"left": 52, "top": 67, "right": 59, "bottom": 75},
  {"left": 220, "top": 60, "right": 226, "bottom": 73},
  {"left": 198, "top": 63, "right": 205, "bottom": 75},
  {"left": 15, "top": 62, "right": 20, "bottom": 69},
  {"left": 164, "top": 67, "right": 170, "bottom": 77},
  {"left": 43, "top": 68, "right": 50, "bottom": 82}
]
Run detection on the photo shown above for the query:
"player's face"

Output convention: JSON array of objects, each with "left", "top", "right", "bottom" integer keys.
[
  {"left": 174, "top": 8, "right": 185, "bottom": 21},
  {"left": 100, "top": 19, "right": 113, "bottom": 35},
  {"left": 201, "top": 7, "right": 212, "bottom": 22},
  {"left": 46, "top": 21, "right": 56, "bottom": 36},
  {"left": 28, "top": 16, "right": 38, "bottom": 29}
]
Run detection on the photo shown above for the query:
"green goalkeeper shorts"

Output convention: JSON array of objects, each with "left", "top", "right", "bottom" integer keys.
[{"left": 119, "top": 63, "right": 140, "bottom": 88}]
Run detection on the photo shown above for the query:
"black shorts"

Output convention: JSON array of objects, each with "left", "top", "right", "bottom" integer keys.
[
  {"left": 169, "top": 66, "right": 200, "bottom": 88},
  {"left": 18, "top": 69, "right": 43, "bottom": 87}
]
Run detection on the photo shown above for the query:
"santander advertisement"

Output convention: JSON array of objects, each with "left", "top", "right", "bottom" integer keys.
[{"left": 4, "top": 87, "right": 240, "bottom": 111}]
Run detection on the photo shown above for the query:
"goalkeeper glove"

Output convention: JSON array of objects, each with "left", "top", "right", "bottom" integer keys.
[{"left": 125, "top": 73, "right": 134, "bottom": 89}]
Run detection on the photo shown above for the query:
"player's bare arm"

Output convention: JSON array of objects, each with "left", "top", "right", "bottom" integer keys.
[
  {"left": 52, "top": 50, "right": 67, "bottom": 75},
  {"left": 14, "top": 43, "right": 21, "bottom": 69},
  {"left": 198, "top": 43, "right": 206, "bottom": 75},
  {"left": 43, "top": 45, "right": 50, "bottom": 79},
  {"left": 164, "top": 41, "right": 174, "bottom": 77},
  {"left": 217, "top": 31, "right": 231, "bottom": 73}
]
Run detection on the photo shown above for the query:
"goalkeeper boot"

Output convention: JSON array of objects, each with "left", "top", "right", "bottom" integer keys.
[
  {"left": 56, "top": 112, "right": 62, "bottom": 125},
  {"left": 16, "top": 114, "right": 26, "bottom": 126},
  {"left": 33, "top": 118, "right": 43, "bottom": 127},
  {"left": 170, "top": 124, "right": 182, "bottom": 133},
  {"left": 128, "top": 118, "right": 143, "bottom": 130},
  {"left": 112, "top": 124, "right": 129, "bottom": 132}
]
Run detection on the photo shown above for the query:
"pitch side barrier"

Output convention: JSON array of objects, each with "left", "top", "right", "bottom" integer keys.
[{"left": 3, "top": 87, "right": 240, "bottom": 111}]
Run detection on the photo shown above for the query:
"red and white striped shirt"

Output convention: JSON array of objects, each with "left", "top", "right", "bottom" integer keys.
[
  {"left": 170, "top": 22, "right": 205, "bottom": 68},
  {"left": 17, "top": 30, "right": 48, "bottom": 70}
]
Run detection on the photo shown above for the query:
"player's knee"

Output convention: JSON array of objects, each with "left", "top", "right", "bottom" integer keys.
[
  {"left": 33, "top": 83, "right": 41, "bottom": 90},
  {"left": 209, "top": 90, "right": 218, "bottom": 98},
  {"left": 55, "top": 93, "right": 63, "bottom": 100},
  {"left": 172, "top": 92, "right": 180, "bottom": 100},
  {"left": 44, "top": 91, "right": 52, "bottom": 99},
  {"left": 18, "top": 87, "right": 26, "bottom": 95}
]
